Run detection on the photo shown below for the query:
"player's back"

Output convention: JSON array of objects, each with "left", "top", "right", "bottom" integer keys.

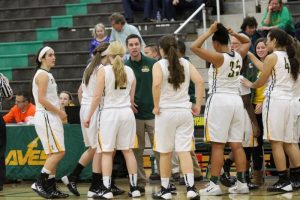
[
  {"left": 102, "top": 65, "right": 135, "bottom": 109},
  {"left": 208, "top": 51, "right": 242, "bottom": 95}
]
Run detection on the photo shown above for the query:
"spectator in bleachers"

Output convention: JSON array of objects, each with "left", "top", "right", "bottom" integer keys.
[
  {"left": 240, "top": 16, "right": 263, "bottom": 53},
  {"left": 162, "top": 0, "right": 205, "bottom": 23},
  {"left": 144, "top": 43, "right": 161, "bottom": 59},
  {"left": 59, "top": 91, "right": 74, "bottom": 112},
  {"left": 109, "top": 13, "right": 145, "bottom": 51},
  {"left": 3, "top": 91, "right": 35, "bottom": 124},
  {"left": 260, "top": 0, "right": 295, "bottom": 36},
  {"left": 89, "top": 23, "right": 110, "bottom": 57},
  {"left": 59, "top": 91, "right": 74, "bottom": 124},
  {"left": 0, "top": 73, "right": 13, "bottom": 191},
  {"left": 122, "top": 0, "right": 159, "bottom": 23}
]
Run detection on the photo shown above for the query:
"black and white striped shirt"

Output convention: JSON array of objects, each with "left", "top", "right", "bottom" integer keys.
[{"left": 0, "top": 73, "right": 13, "bottom": 99}]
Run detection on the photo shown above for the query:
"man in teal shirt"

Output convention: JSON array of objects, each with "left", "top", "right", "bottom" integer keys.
[{"left": 125, "top": 34, "right": 159, "bottom": 192}]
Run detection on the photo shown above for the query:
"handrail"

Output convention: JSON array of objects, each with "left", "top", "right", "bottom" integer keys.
[
  {"left": 216, "top": 0, "right": 220, "bottom": 22},
  {"left": 242, "top": 0, "right": 246, "bottom": 18},
  {"left": 174, "top": 3, "right": 206, "bottom": 35}
]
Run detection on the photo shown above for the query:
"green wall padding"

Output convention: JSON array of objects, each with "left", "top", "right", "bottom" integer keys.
[
  {"left": 0, "top": 68, "right": 13, "bottom": 80},
  {"left": 0, "top": 54, "right": 28, "bottom": 79},
  {"left": 80, "top": 0, "right": 101, "bottom": 3},
  {"left": 51, "top": 15, "right": 73, "bottom": 27},
  {"left": 0, "top": 41, "right": 43, "bottom": 56},
  {"left": 66, "top": 3, "right": 87, "bottom": 15},
  {"left": 37, "top": 28, "right": 58, "bottom": 41}
]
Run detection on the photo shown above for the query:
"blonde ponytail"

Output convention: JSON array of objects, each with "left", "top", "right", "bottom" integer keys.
[
  {"left": 107, "top": 41, "right": 127, "bottom": 88},
  {"left": 112, "top": 55, "right": 127, "bottom": 87}
]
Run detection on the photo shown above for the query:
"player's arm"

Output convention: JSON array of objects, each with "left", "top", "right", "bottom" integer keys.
[
  {"left": 152, "top": 62, "right": 163, "bottom": 115},
  {"left": 84, "top": 68, "right": 105, "bottom": 127},
  {"left": 191, "top": 22, "right": 224, "bottom": 68},
  {"left": 36, "top": 72, "right": 66, "bottom": 121},
  {"left": 228, "top": 31, "right": 251, "bottom": 59},
  {"left": 190, "top": 63, "right": 204, "bottom": 115},
  {"left": 242, "top": 94, "right": 260, "bottom": 137},
  {"left": 248, "top": 51, "right": 263, "bottom": 71},
  {"left": 77, "top": 84, "right": 83, "bottom": 104},
  {"left": 241, "top": 54, "right": 276, "bottom": 88}
]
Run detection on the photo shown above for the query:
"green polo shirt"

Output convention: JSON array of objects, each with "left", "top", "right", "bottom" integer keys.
[{"left": 125, "top": 54, "right": 156, "bottom": 120}]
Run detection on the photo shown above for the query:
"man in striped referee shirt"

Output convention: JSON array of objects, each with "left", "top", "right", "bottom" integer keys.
[{"left": 0, "top": 73, "right": 13, "bottom": 191}]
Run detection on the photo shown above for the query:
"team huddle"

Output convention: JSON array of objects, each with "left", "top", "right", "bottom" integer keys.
[{"left": 30, "top": 21, "right": 300, "bottom": 200}]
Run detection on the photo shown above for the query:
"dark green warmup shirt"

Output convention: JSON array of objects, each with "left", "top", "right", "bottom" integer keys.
[{"left": 125, "top": 54, "right": 156, "bottom": 120}]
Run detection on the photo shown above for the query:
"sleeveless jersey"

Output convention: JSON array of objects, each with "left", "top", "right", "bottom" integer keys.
[
  {"left": 265, "top": 51, "right": 293, "bottom": 99},
  {"left": 102, "top": 65, "right": 135, "bottom": 108},
  {"left": 208, "top": 51, "right": 242, "bottom": 95},
  {"left": 158, "top": 57, "right": 191, "bottom": 109},
  {"left": 81, "top": 64, "right": 102, "bottom": 106},
  {"left": 32, "top": 69, "right": 59, "bottom": 111}
]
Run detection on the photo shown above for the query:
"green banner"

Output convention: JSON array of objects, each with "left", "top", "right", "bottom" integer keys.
[{"left": 5, "top": 124, "right": 92, "bottom": 180}]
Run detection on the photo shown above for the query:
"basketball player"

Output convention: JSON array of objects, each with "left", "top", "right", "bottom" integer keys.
[
  {"left": 242, "top": 28, "right": 300, "bottom": 192},
  {"left": 84, "top": 41, "right": 141, "bottom": 199},
  {"left": 31, "top": 46, "right": 69, "bottom": 199},
  {"left": 152, "top": 35, "right": 204, "bottom": 200},
  {"left": 191, "top": 22, "right": 250, "bottom": 195},
  {"left": 61, "top": 43, "right": 123, "bottom": 197}
]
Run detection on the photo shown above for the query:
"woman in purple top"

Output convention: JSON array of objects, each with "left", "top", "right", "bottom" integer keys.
[{"left": 90, "top": 23, "right": 110, "bottom": 56}]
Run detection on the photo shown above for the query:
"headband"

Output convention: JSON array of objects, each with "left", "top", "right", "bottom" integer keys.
[
  {"left": 101, "top": 49, "right": 109, "bottom": 56},
  {"left": 38, "top": 46, "right": 51, "bottom": 62}
]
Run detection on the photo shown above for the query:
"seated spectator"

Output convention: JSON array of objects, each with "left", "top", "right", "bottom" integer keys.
[
  {"left": 122, "top": 0, "right": 159, "bottom": 22},
  {"left": 59, "top": 91, "right": 74, "bottom": 112},
  {"left": 109, "top": 13, "right": 145, "bottom": 50},
  {"left": 240, "top": 16, "right": 263, "bottom": 53},
  {"left": 3, "top": 92, "right": 36, "bottom": 124},
  {"left": 144, "top": 43, "right": 161, "bottom": 59},
  {"left": 89, "top": 23, "right": 110, "bottom": 57},
  {"left": 260, "top": 0, "right": 295, "bottom": 35},
  {"left": 162, "top": 0, "right": 205, "bottom": 23}
]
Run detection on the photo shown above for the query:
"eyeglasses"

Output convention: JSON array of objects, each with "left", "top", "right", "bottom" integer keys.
[{"left": 15, "top": 100, "right": 25, "bottom": 104}]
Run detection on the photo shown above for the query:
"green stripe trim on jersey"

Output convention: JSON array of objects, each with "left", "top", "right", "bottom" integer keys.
[
  {"left": 0, "top": 41, "right": 43, "bottom": 55},
  {"left": 37, "top": 28, "right": 58, "bottom": 41},
  {"left": 51, "top": 15, "right": 73, "bottom": 28},
  {"left": 65, "top": 3, "right": 87, "bottom": 16}
]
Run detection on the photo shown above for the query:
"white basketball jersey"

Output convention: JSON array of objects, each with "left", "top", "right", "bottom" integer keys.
[
  {"left": 81, "top": 64, "right": 102, "bottom": 106},
  {"left": 208, "top": 51, "right": 242, "bottom": 95},
  {"left": 158, "top": 57, "right": 192, "bottom": 109},
  {"left": 32, "top": 69, "right": 60, "bottom": 111},
  {"left": 102, "top": 65, "right": 135, "bottom": 108},
  {"left": 293, "top": 77, "right": 300, "bottom": 98},
  {"left": 265, "top": 51, "right": 293, "bottom": 99}
]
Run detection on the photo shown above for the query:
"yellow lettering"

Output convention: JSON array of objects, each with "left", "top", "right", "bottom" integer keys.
[
  {"left": 28, "top": 150, "right": 45, "bottom": 165},
  {"left": 5, "top": 150, "right": 18, "bottom": 166},
  {"left": 17, "top": 149, "right": 31, "bottom": 165}
]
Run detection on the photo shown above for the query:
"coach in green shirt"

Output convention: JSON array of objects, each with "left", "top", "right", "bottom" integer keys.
[{"left": 125, "top": 34, "right": 160, "bottom": 191}]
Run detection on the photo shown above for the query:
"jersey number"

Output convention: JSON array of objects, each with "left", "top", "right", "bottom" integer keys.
[
  {"left": 114, "top": 80, "right": 126, "bottom": 90},
  {"left": 284, "top": 57, "right": 290, "bottom": 73},
  {"left": 227, "top": 60, "right": 241, "bottom": 77}
]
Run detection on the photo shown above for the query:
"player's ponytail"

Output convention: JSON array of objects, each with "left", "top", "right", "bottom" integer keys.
[
  {"left": 83, "top": 42, "right": 110, "bottom": 86},
  {"left": 107, "top": 41, "right": 127, "bottom": 88},
  {"left": 287, "top": 36, "right": 299, "bottom": 81},
  {"left": 159, "top": 35, "right": 184, "bottom": 90},
  {"left": 269, "top": 29, "right": 299, "bottom": 81}
]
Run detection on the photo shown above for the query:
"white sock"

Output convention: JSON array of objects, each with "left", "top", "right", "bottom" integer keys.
[
  {"left": 161, "top": 178, "right": 170, "bottom": 189},
  {"left": 41, "top": 167, "right": 51, "bottom": 174},
  {"left": 184, "top": 173, "right": 194, "bottom": 187},
  {"left": 103, "top": 176, "right": 111, "bottom": 188},
  {"left": 129, "top": 174, "right": 137, "bottom": 187},
  {"left": 48, "top": 175, "right": 55, "bottom": 179}
]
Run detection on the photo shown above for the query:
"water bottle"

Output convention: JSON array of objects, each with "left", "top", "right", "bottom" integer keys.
[{"left": 156, "top": 11, "right": 161, "bottom": 22}]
